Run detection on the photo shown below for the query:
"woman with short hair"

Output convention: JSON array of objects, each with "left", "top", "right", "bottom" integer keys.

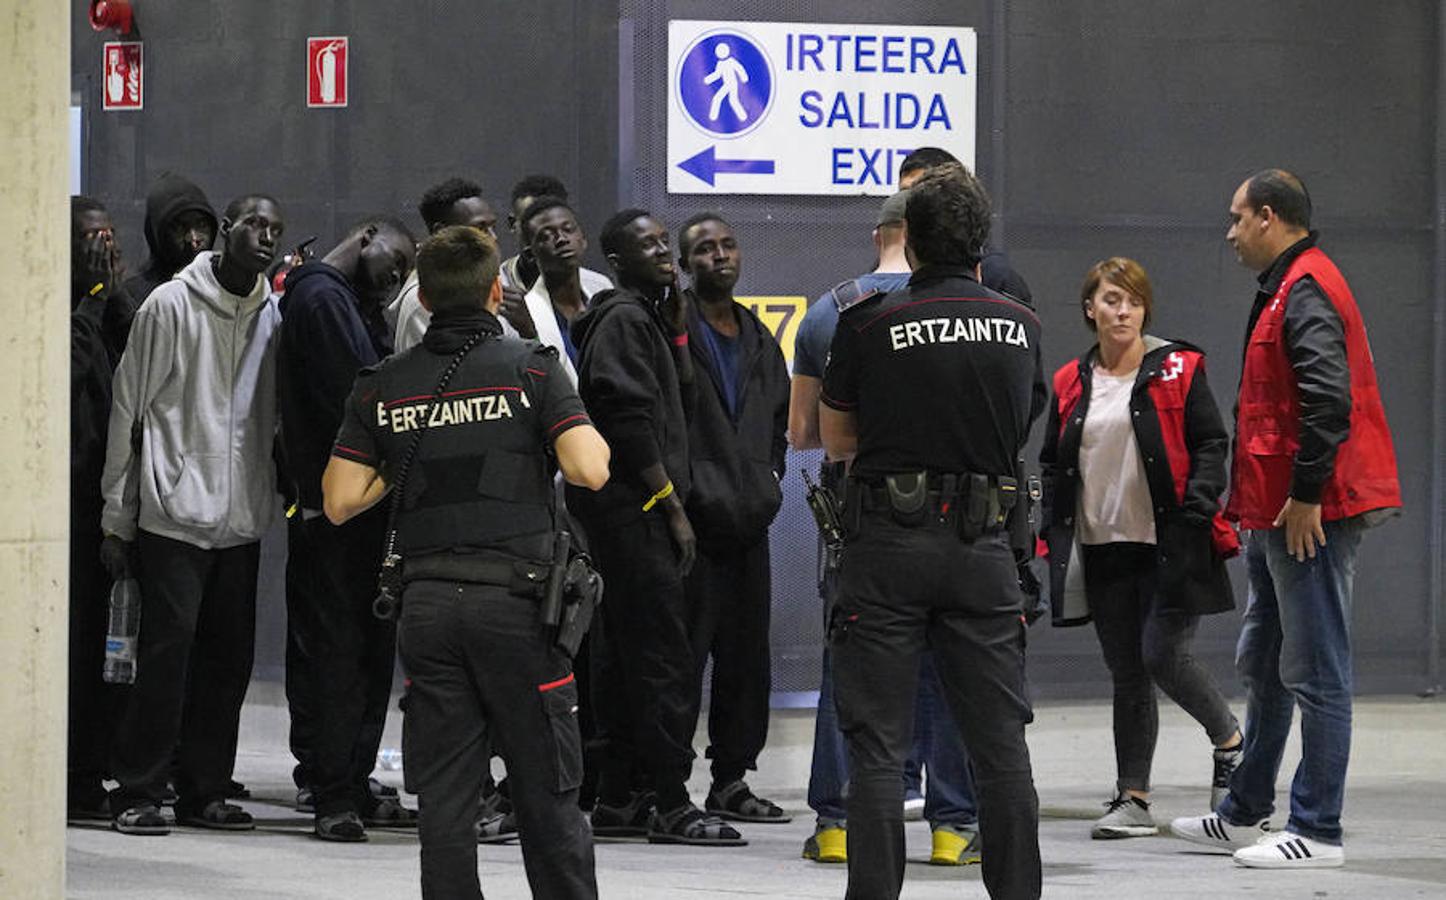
[{"left": 1040, "top": 257, "right": 1244, "bottom": 839}]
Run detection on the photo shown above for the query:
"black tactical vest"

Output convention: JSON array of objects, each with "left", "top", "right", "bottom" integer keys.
[{"left": 383, "top": 334, "right": 557, "bottom": 561}]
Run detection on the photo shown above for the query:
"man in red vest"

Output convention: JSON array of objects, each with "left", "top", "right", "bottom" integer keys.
[{"left": 1172, "top": 169, "right": 1400, "bottom": 869}]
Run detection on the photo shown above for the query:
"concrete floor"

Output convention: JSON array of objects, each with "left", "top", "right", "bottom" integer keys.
[{"left": 67, "top": 687, "right": 1446, "bottom": 899}]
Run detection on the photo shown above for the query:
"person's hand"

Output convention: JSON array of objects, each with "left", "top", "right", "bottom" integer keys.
[
  {"left": 79, "top": 233, "right": 116, "bottom": 300},
  {"left": 661, "top": 273, "right": 688, "bottom": 337},
  {"left": 1273, "top": 497, "right": 1325, "bottom": 562},
  {"left": 665, "top": 505, "right": 697, "bottom": 575},
  {"left": 99, "top": 534, "right": 134, "bottom": 580},
  {"left": 498, "top": 284, "right": 537, "bottom": 338}
]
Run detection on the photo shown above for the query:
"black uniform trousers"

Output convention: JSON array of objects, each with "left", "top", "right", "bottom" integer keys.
[
  {"left": 685, "top": 535, "right": 773, "bottom": 785},
  {"left": 293, "top": 505, "right": 397, "bottom": 816},
  {"left": 110, "top": 530, "right": 260, "bottom": 813},
  {"left": 832, "top": 511, "right": 1041, "bottom": 900},
  {"left": 583, "top": 511, "right": 697, "bottom": 810},
  {"left": 68, "top": 501, "right": 118, "bottom": 809},
  {"left": 399, "top": 579, "right": 596, "bottom": 900}
]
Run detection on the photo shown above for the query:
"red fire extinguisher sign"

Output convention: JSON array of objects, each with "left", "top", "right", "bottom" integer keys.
[
  {"left": 307, "top": 37, "right": 348, "bottom": 108},
  {"left": 102, "top": 42, "right": 143, "bottom": 111}
]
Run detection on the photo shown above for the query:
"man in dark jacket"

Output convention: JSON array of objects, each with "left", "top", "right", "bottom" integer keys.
[
  {"left": 674, "top": 214, "right": 790, "bottom": 824},
  {"left": 68, "top": 195, "right": 135, "bottom": 819},
  {"left": 122, "top": 173, "right": 217, "bottom": 306},
  {"left": 278, "top": 216, "right": 417, "bottom": 841},
  {"left": 567, "top": 209, "right": 743, "bottom": 846}
]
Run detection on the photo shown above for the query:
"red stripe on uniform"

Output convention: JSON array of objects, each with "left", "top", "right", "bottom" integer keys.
[
  {"left": 549, "top": 414, "right": 590, "bottom": 434},
  {"left": 537, "top": 672, "right": 575, "bottom": 692},
  {"left": 333, "top": 445, "right": 373, "bottom": 460},
  {"left": 384, "top": 386, "right": 523, "bottom": 408},
  {"left": 526, "top": 367, "right": 547, "bottom": 376}
]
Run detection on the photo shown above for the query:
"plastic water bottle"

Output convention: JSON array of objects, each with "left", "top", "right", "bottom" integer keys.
[
  {"left": 377, "top": 748, "right": 403, "bottom": 771},
  {"left": 102, "top": 577, "right": 141, "bottom": 684}
]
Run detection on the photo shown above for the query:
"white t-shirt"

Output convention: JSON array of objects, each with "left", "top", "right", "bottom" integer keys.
[{"left": 1077, "top": 367, "right": 1156, "bottom": 545}]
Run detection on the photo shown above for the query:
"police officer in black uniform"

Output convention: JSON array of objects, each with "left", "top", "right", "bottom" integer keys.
[
  {"left": 819, "top": 164, "right": 1046, "bottom": 900},
  {"left": 322, "top": 226, "right": 609, "bottom": 900}
]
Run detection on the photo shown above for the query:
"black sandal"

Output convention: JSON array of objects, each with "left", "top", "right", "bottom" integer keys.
[
  {"left": 175, "top": 799, "right": 253, "bottom": 831},
  {"left": 647, "top": 804, "right": 748, "bottom": 846},
  {"left": 706, "top": 780, "right": 793, "bottom": 824}
]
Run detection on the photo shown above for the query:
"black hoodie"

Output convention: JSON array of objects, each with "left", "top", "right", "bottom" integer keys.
[
  {"left": 684, "top": 299, "right": 789, "bottom": 545},
  {"left": 278, "top": 261, "right": 392, "bottom": 510},
  {"left": 121, "top": 173, "right": 218, "bottom": 305},
  {"left": 566, "top": 287, "right": 691, "bottom": 525}
]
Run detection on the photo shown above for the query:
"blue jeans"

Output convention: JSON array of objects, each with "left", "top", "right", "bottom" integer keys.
[
  {"left": 1217, "top": 520, "right": 1362, "bottom": 845},
  {"left": 807, "top": 648, "right": 978, "bottom": 827}
]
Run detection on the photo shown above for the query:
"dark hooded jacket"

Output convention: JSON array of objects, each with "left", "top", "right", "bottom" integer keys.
[
  {"left": 566, "top": 287, "right": 691, "bottom": 526},
  {"left": 71, "top": 285, "right": 136, "bottom": 522},
  {"left": 684, "top": 299, "right": 789, "bottom": 545},
  {"left": 278, "top": 261, "right": 392, "bottom": 510},
  {"left": 121, "top": 173, "right": 217, "bottom": 305}
]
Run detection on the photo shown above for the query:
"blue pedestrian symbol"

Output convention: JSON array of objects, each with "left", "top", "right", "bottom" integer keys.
[{"left": 677, "top": 31, "right": 773, "bottom": 138}]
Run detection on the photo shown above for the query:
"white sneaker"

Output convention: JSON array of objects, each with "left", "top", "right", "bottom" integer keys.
[
  {"left": 1091, "top": 793, "right": 1158, "bottom": 839},
  {"left": 1170, "top": 812, "right": 1270, "bottom": 852},
  {"left": 1231, "top": 833, "right": 1341, "bottom": 873},
  {"left": 903, "top": 796, "right": 925, "bottom": 821},
  {"left": 1233, "top": 830, "right": 1344, "bottom": 869}
]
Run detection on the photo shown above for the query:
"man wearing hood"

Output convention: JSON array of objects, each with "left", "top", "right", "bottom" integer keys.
[
  {"left": 278, "top": 217, "right": 417, "bottom": 841},
  {"left": 567, "top": 209, "right": 743, "bottom": 846},
  {"left": 122, "top": 173, "right": 218, "bottom": 305},
  {"left": 100, "top": 194, "right": 286, "bottom": 835}
]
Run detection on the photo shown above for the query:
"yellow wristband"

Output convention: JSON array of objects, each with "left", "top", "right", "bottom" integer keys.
[
  {"left": 641, "top": 480, "right": 675, "bottom": 512},
  {"left": 89, "top": 282, "right": 106, "bottom": 296}
]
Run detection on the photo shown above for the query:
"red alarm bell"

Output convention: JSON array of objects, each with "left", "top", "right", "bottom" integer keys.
[{"left": 89, "top": 0, "right": 134, "bottom": 36}]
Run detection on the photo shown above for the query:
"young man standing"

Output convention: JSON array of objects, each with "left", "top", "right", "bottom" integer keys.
[
  {"left": 1172, "top": 169, "right": 1400, "bottom": 868},
  {"left": 516, "top": 196, "right": 612, "bottom": 384},
  {"left": 392, "top": 177, "right": 500, "bottom": 352},
  {"left": 279, "top": 217, "right": 417, "bottom": 841},
  {"left": 68, "top": 196, "right": 135, "bottom": 820},
  {"left": 568, "top": 209, "right": 742, "bottom": 846},
  {"left": 676, "top": 214, "right": 791, "bottom": 825},
  {"left": 100, "top": 195, "right": 286, "bottom": 835},
  {"left": 122, "top": 172, "right": 218, "bottom": 305}
]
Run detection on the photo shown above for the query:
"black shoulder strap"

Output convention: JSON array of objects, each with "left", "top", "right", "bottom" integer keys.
[
  {"left": 379, "top": 329, "right": 490, "bottom": 562},
  {"left": 828, "top": 278, "right": 881, "bottom": 313}
]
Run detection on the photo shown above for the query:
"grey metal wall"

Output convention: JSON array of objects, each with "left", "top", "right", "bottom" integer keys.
[
  {"left": 73, "top": 2, "right": 1443, "bottom": 698},
  {"left": 618, "top": 0, "right": 1444, "bottom": 699},
  {"left": 70, "top": 1, "right": 622, "bottom": 682}
]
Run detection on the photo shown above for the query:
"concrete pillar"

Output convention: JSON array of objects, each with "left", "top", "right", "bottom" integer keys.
[{"left": 0, "top": 2, "right": 72, "bottom": 897}]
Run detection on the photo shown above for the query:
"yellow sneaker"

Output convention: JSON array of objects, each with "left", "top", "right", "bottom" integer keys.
[
  {"left": 930, "top": 826, "right": 982, "bottom": 866},
  {"left": 802, "top": 825, "right": 847, "bottom": 863}
]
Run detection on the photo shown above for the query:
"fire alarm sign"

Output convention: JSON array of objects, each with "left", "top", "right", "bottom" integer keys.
[
  {"left": 103, "top": 42, "right": 142, "bottom": 111},
  {"left": 307, "top": 37, "right": 348, "bottom": 108}
]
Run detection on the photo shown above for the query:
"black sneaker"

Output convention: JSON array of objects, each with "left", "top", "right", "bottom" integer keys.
[{"left": 1212, "top": 747, "right": 1242, "bottom": 812}]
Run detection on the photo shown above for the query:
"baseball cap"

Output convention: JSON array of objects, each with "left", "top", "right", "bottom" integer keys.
[{"left": 877, "top": 189, "right": 910, "bottom": 226}]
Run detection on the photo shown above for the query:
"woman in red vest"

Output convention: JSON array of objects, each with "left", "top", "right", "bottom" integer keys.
[{"left": 1040, "top": 257, "right": 1243, "bottom": 840}]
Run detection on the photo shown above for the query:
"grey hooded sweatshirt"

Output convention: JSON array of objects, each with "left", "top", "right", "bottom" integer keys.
[{"left": 101, "top": 251, "right": 282, "bottom": 548}]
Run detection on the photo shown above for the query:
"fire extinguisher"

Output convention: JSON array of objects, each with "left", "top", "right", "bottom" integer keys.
[{"left": 316, "top": 40, "right": 342, "bottom": 104}]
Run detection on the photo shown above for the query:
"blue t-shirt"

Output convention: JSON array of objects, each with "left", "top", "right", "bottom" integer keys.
[
  {"left": 699, "top": 316, "right": 743, "bottom": 418},
  {"left": 555, "top": 307, "right": 580, "bottom": 364},
  {"left": 793, "top": 272, "right": 911, "bottom": 378}
]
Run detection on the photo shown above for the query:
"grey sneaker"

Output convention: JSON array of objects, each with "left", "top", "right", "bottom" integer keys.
[
  {"left": 1211, "top": 747, "right": 1242, "bottom": 812},
  {"left": 1091, "top": 793, "right": 1158, "bottom": 839}
]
